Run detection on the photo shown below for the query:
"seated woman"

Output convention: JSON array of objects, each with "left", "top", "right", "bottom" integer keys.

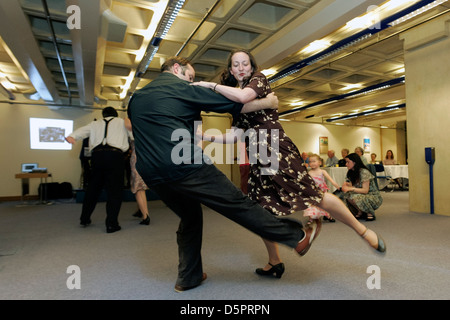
[
  {"left": 341, "top": 153, "right": 383, "bottom": 221},
  {"left": 383, "top": 149, "right": 404, "bottom": 188},
  {"left": 370, "top": 153, "right": 378, "bottom": 164},
  {"left": 382, "top": 149, "right": 397, "bottom": 165}
]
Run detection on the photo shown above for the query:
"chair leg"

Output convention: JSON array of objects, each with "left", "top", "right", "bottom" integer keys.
[{"left": 389, "top": 179, "right": 395, "bottom": 192}]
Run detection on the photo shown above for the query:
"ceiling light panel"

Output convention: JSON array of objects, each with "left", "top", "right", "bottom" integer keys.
[
  {"left": 198, "top": 48, "right": 232, "bottom": 64},
  {"left": 237, "top": 2, "right": 300, "bottom": 31},
  {"left": 215, "top": 28, "right": 262, "bottom": 49},
  {"left": 101, "top": 0, "right": 168, "bottom": 101},
  {"left": 20, "top": 1, "right": 76, "bottom": 101},
  {"left": 2, "top": 0, "right": 444, "bottom": 129}
]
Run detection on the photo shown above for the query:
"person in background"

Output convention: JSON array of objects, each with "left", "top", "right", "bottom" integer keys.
[
  {"left": 325, "top": 150, "right": 339, "bottom": 167},
  {"left": 383, "top": 150, "right": 397, "bottom": 165},
  {"left": 300, "top": 152, "right": 309, "bottom": 167},
  {"left": 355, "top": 146, "right": 369, "bottom": 166},
  {"left": 304, "top": 154, "right": 340, "bottom": 223},
  {"left": 79, "top": 136, "right": 92, "bottom": 190},
  {"left": 338, "top": 148, "right": 349, "bottom": 167},
  {"left": 125, "top": 118, "right": 150, "bottom": 225},
  {"left": 124, "top": 147, "right": 132, "bottom": 189},
  {"left": 66, "top": 107, "right": 130, "bottom": 233},
  {"left": 382, "top": 149, "right": 404, "bottom": 188},
  {"left": 341, "top": 153, "right": 383, "bottom": 221},
  {"left": 370, "top": 153, "right": 378, "bottom": 164}
]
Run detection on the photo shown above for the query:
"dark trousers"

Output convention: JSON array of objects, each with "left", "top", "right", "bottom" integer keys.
[
  {"left": 151, "top": 164, "right": 304, "bottom": 287},
  {"left": 80, "top": 149, "right": 124, "bottom": 227},
  {"left": 80, "top": 158, "right": 91, "bottom": 189}
]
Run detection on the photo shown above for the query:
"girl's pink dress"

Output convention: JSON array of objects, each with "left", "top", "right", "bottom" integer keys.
[{"left": 304, "top": 172, "right": 331, "bottom": 219}]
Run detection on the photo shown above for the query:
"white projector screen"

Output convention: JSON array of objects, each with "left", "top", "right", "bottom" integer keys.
[{"left": 30, "top": 118, "right": 73, "bottom": 150}]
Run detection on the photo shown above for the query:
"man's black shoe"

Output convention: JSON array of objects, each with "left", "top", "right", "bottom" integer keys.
[{"left": 106, "top": 225, "right": 121, "bottom": 233}]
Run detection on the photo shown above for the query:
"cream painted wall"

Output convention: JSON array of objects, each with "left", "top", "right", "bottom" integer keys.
[
  {"left": 1, "top": 103, "right": 105, "bottom": 198},
  {"left": 400, "top": 13, "right": 450, "bottom": 216},
  {"left": 281, "top": 121, "right": 403, "bottom": 164}
]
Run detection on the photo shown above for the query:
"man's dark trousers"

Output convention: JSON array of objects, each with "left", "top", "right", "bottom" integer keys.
[
  {"left": 151, "top": 164, "right": 304, "bottom": 288},
  {"left": 80, "top": 148, "right": 125, "bottom": 228}
]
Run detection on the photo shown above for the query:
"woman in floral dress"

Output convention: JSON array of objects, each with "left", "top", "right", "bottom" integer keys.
[
  {"left": 342, "top": 153, "right": 383, "bottom": 221},
  {"left": 192, "top": 49, "right": 386, "bottom": 278}
]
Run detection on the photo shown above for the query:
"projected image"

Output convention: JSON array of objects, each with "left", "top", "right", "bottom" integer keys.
[
  {"left": 30, "top": 118, "right": 73, "bottom": 150},
  {"left": 39, "top": 127, "right": 66, "bottom": 143}
]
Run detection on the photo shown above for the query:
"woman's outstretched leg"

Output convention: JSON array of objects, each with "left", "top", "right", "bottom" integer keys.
[{"left": 317, "top": 193, "right": 385, "bottom": 251}]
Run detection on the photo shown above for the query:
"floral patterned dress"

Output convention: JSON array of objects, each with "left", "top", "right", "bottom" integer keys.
[
  {"left": 343, "top": 168, "right": 383, "bottom": 215},
  {"left": 130, "top": 140, "right": 149, "bottom": 194},
  {"left": 303, "top": 172, "right": 332, "bottom": 219},
  {"left": 233, "top": 72, "right": 323, "bottom": 216}
]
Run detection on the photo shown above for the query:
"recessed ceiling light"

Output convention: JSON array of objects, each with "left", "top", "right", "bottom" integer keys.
[
  {"left": 261, "top": 69, "right": 277, "bottom": 77},
  {"left": 341, "top": 84, "right": 362, "bottom": 91},
  {"left": 303, "top": 40, "right": 330, "bottom": 54},
  {"left": 1, "top": 80, "right": 15, "bottom": 90}
]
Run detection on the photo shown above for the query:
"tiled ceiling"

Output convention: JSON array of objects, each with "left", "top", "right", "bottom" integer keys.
[{"left": 0, "top": 0, "right": 449, "bottom": 129}]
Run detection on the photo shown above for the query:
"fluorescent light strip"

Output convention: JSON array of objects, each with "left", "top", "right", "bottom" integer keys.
[
  {"left": 389, "top": 0, "right": 448, "bottom": 26},
  {"left": 326, "top": 103, "right": 406, "bottom": 122},
  {"left": 279, "top": 77, "right": 405, "bottom": 117},
  {"left": 307, "top": 33, "right": 373, "bottom": 66},
  {"left": 269, "top": 0, "right": 442, "bottom": 84},
  {"left": 122, "top": 0, "right": 185, "bottom": 106},
  {"left": 136, "top": 0, "right": 185, "bottom": 77},
  {"left": 137, "top": 46, "right": 159, "bottom": 75},
  {"left": 155, "top": 0, "right": 185, "bottom": 39}
]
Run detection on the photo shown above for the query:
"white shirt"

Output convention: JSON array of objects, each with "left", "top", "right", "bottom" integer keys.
[{"left": 69, "top": 117, "right": 130, "bottom": 152}]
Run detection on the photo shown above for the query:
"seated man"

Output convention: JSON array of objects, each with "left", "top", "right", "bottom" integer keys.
[
  {"left": 325, "top": 150, "right": 339, "bottom": 167},
  {"left": 300, "top": 152, "right": 309, "bottom": 167}
]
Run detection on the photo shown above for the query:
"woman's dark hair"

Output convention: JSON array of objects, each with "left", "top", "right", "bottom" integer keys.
[
  {"left": 345, "top": 153, "right": 369, "bottom": 185},
  {"left": 220, "top": 49, "right": 259, "bottom": 87},
  {"left": 102, "top": 106, "right": 118, "bottom": 118}
]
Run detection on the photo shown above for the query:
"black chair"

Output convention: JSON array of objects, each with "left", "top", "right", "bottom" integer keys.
[{"left": 373, "top": 163, "right": 395, "bottom": 192}]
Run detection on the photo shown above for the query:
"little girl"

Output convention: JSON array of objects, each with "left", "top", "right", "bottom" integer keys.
[{"left": 304, "top": 154, "right": 340, "bottom": 223}]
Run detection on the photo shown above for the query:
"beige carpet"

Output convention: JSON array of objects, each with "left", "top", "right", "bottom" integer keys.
[{"left": 0, "top": 191, "right": 449, "bottom": 301}]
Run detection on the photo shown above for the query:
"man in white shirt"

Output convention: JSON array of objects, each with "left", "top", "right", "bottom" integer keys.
[{"left": 66, "top": 107, "right": 130, "bottom": 233}]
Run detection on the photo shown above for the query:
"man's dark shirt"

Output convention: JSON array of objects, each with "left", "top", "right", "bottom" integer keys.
[{"left": 128, "top": 72, "right": 243, "bottom": 185}]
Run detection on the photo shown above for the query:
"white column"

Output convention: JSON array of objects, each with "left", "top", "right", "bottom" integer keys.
[{"left": 400, "top": 13, "right": 450, "bottom": 216}]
